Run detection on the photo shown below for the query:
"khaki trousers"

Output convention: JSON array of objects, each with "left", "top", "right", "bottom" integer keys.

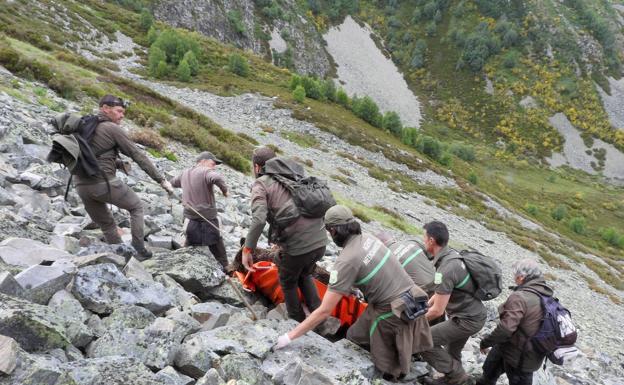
[
  {"left": 421, "top": 315, "right": 486, "bottom": 378},
  {"left": 76, "top": 179, "right": 145, "bottom": 249}
]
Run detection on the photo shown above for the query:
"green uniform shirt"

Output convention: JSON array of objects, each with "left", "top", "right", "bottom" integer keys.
[
  {"left": 432, "top": 247, "right": 486, "bottom": 319},
  {"left": 387, "top": 239, "right": 435, "bottom": 294},
  {"left": 329, "top": 233, "right": 413, "bottom": 307}
]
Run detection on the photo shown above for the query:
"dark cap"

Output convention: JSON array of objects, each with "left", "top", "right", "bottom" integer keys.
[
  {"left": 324, "top": 205, "right": 355, "bottom": 227},
  {"left": 196, "top": 151, "right": 222, "bottom": 164},
  {"left": 99, "top": 95, "right": 129, "bottom": 108},
  {"left": 252, "top": 146, "right": 276, "bottom": 167}
]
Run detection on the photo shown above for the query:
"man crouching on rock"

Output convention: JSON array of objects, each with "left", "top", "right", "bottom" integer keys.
[{"left": 273, "top": 205, "right": 433, "bottom": 382}]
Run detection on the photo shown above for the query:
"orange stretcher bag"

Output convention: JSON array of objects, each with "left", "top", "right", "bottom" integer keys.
[{"left": 233, "top": 261, "right": 367, "bottom": 328}]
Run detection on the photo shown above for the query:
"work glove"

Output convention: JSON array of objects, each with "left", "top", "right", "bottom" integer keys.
[
  {"left": 242, "top": 246, "right": 256, "bottom": 272},
  {"left": 273, "top": 333, "right": 291, "bottom": 350},
  {"left": 161, "top": 180, "right": 174, "bottom": 196}
]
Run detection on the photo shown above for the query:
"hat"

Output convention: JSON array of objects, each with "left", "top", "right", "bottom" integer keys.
[
  {"left": 99, "top": 95, "right": 129, "bottom": 108},
  {"left": 196, "top": 151, "right": 222, "bottom": 164},
  {"left": 324, "top": 205, "right": 355, "bottom": 227}
]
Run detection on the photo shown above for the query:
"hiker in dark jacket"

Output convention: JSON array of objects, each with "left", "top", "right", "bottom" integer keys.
[
  {"left": 170, "top": 151, "right": 228, "bottom": 269},
  {"left": 477, "top": 259, "right": 553, "bottom": 385},
  {"left": 75, "top": 95, "right": 173, "bottom": 259},
  {"left": 241, "top": 146, "right": 328, "bottom": 322}
]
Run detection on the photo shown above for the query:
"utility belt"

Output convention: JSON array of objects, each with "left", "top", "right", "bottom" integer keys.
[{"left": 390, "top": 286, "right": 429, "bottom": 321}]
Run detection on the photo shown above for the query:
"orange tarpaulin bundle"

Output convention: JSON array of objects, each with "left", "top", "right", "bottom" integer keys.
[{"left": 233, "top": 261, "right": 367, "bottom": 328}]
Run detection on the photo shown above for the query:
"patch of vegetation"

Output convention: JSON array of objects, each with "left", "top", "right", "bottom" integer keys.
[{"left": 280, "top": 130, "right": 319, "bottom": 148}]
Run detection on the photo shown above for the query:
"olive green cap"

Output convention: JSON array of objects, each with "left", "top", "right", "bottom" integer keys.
[{"left": 324, "top": 205, "right": 354, "bottom": 227}]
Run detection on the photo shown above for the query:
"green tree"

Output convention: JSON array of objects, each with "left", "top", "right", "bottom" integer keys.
[
  {"left": 289, "top": 74, "right": 302, "bottom": 90},
  {"left": 382, "top": 111, "right": 403, "bottom": 135},
  {"left": 401, "top": 127, "right": 418, "bottom": 146},
  {"left": 301, "top": 76, "right": 322, "bottom": 100},
  {"left": 352, "top": 96, "right": 382, "bottom": 127},
  {"left": 551, "top": 204, "right": 567, "bottom": 221},
  {"left": 600, "top": 227, "right": 623, "bottom": 248},
  {"left": 320, "top": 79, "right": 337, "bottom": 102},
  {"left": 416, "top": 135, "right": 442, "bottom": 160},
  {"left": 148, "top": 46, "right": 166, "bottom": 76},
  {"left": 139, "top": 9, "right": 154, "bottom": 31},
  {"left": 227, "top": 10, "right": 246, "bottom": 35},
  {"left": 336, "top": 88, "right": 349, "bottom": 107},
  {"left": 176, "top": 60, "right": 191, "bottom": 82},
  {"left": 182, "top": 50, "right": 199, "bottom": 75},
  {"left": 450, "top": 143, "right": 476, "bottom": 162},
  {"left": 152, "top": 29, "right": 200, "bottom": 65},
  {"left": 569, "top": 217, "right": 587, "bottom": 234},
  {"left": 155, "top": 60, "right": 169, "bottom": 79},
  {"left": 147, "top": 26, "right": 159, "bottom": 45},
  {"left": 293, "top": 85, "right": 306, "bottom": 103},
  {"left": 467, "top": 171, "right": 478, "bottom": 185},
  {"left": 228, "top": 53, "right": 249, "bottom": 76}
]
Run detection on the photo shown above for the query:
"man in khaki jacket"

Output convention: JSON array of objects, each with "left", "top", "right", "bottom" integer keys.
[
  {"left": 477, "top": 259, "right": 553, "bottom": 385},
  {"left": 75, "top": 95, "right": 173, "bottom": 259},
  {"left": 273, "top": 205, "right": 432, "bottom": 382}
]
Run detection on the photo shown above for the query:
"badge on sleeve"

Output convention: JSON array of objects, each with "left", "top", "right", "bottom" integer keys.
[
  {"left": 329, "top": 270, "right": 338, "bottom": 285},
  {"left": 434, "top": 272, "right": 443, "bottom": 285}
]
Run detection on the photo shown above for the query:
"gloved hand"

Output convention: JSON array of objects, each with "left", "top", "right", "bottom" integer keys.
[
  {"left": 161, "top": 180, "right": 174, "bottom": 196},
  {"left": 273, "top": 333, "right": 292, "bottom": 350},
  {"left": 242, "top": 246, "right": 256, "bottom": 272}
]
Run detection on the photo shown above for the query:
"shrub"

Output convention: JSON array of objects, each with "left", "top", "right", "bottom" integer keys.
[
  {"left": 148, "top": 46, "right": 166, "bottom": 76},
  {"left": 524, "top": 203, "right": 538, "bottom": 215},
  {"left": 569, "top": 216, "right": 587, "bottom": 234},
  {"left": 600, "top": 227, "right": 623, "bottom": 248},
  {"left": 182, "top": 50, "right": 199, "bottom": 75},
  {"left": 551, "top": 204, "right": 567, "bottom": 221},
  {"left": 228, "top": 54, "right": 249, "bottom": 77},
  {"left": 382, "top": 111, "right": 403, "bottom": 136},
  {"left": 336, "top": 88, "right": 349, "bottom": 107},
  {"left": 320, "top": 79, "right": 337, "bottom": 102},
  {"left": 152, "top": 29, "right": 200, "bottom": 66},
  {"left": 416, "top": 135, "right": 442, "bottom": 160},
  {"left": 439, "top": 152, "right": 453, "bottom": 166},
  {"left": 293, "top": 85, "right": 306, "bottom": 103},
  {"left": 0, "top": 45, "right": 20, "bottom": 71},
  {"left": 130, "top": 128, "right": 165, "bottom": 150},
  {"left": 425, "top": 21, "right": 437, "bottom": 37},
  {"left": 48, "top": 76, "right": 75, "bottom": 99},
  {"left": 503, "top": 50, "right": 520, "bottom": 68},
  {"left": 410, "top": 39, "right": 427, "bottom": 69},
  {"left": 401, "top": 127, "right": 418, "bottom": 146},
  {"left": 450, "top": 143, "right": 476, "bottom": 162},
  {"left": 147, "top": 26, "right": 160, "bottom": 45},
  {"left": 155, "top": 60, "right": 169, "bottom": 78},
  {"left": 227, "top": 10, "right": 246, "bottom": 35},
  {"left": 289, "top": 74, "right": 302, "bottom": 90},
  {"left": 352, "top": 96, "right": 382, "bottom": 127},
  {"left": 139, "top": 9, "right": 154, "bottom": 31},
  {"left": 301, "top": 76, "right": 322, "bottom": 100},
  {"left": 176, "top": 60, "right": 191, "bottom": 82},
  {"left": 467, "top": 171, "right": 478, "bottom": 185}
]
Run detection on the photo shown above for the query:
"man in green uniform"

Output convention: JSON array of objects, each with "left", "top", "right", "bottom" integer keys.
[
  {"left": 421, "top": 221, "right": 487, "bottom": 385},
  {"left": 273, "top": 205, "right": 432, "bottom": 382},
  {"left": 377, "top": 232, "right": 435, "bottom": 295}
]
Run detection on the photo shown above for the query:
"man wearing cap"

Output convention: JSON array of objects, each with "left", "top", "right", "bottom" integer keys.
[
  {"left": 273, "top": 205, "right": 433, "bottom": 382},
  {"left": 241, "top": 146, "right": 327, "bottom": 322},
  {"left": 170, "top": 151, "right": 228, "bottom": 269},
  {"left": 75, "top": 95, "right": 174, "bottom": 259}
]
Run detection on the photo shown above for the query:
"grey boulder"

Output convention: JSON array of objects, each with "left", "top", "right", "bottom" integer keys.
[
  {"left": 0, "top": 272, "right": 25, "bottom": 298},
  {"left": 219, "top": 352, "right": 272, "bottom": 385},
  {"left": 14, "top": 264, "right": 74, "bottom": 304}
]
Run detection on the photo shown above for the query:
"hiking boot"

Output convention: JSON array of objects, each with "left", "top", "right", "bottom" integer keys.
[
  {"left": 134, "top": 247, "right": 153, "bottom": 261},
  {"left": 422, "top": 373, "right": 473, "bottom": 385}
]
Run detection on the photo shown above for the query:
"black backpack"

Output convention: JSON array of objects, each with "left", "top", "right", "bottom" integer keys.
[
  {"left": 262, "top": 157, "right": 336, "bottom": 230},
  {"left": 446, "top": 249, "right": 503, "bottom": 301},
  {"left": 47, "top": 113, "right": 107, "bottom": 199}
]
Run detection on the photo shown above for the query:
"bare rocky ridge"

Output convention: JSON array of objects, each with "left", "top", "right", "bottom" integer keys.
[{"left": 0, "top": 30, "right": 623, "bottom": 385}]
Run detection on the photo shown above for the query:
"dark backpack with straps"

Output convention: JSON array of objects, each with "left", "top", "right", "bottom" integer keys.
[
  {"left": 446, "top": 249, "right": 503, "bottom": 301},
  {"left": 522, "top": 287, "right": 578, "bottom": 365},
  {"left": 262, "top": 157, "right": 336, "bottom": 230},
  {"left": 47, "top": 113, "right": 107, "bottom": 199}
]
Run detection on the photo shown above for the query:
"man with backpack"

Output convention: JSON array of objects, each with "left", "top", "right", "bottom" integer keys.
[
  {"left": 273, "top": 205, "right": 432, "bottom": 382},
  {"left": 74, "top": 95, "right": 173, "bottom": 259},
  {"left": 421, "top": 221, "right": 487, "bottom": 385},
  {"left": 169, "top": 151, "right": 228, "bottom": 269},
  {"left": 477, "top": 259, "right": 567, "bottom": 385},
  {"left": 241, "top": 146, "right": 329, "bottom": 322}
]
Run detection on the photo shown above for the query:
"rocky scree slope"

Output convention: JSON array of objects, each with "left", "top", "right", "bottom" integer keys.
[{"left": 0, "top": 44, "right": 623, "bottom": 385}]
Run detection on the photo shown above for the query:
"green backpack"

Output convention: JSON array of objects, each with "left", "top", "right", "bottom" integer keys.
[{"left": 447, "top": 249, "right": 503, "bottom": 301}]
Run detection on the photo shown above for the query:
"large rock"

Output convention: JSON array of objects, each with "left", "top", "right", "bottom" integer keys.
[
  {"left": 0, "top": 272, "right": 24, "bottom": 298},
  {"left": 144, "top": 247, "right": 225, "bottom": 299},
  {"left": 14, "top": 264, "right": 74, "bottom": 304},
  {"left": 191, "top": 302, "right": 233, "bottom": 330},
  {"left": 0, "top": 335, "right": 18, "bottom": 375},
  {"left": 273, "top": 359, "right": 334, "bottom": 385},
  {"left": 48, "top": 290, "right": 89, "bottom": 324},
  {"left": 60, "top": 356, "right": 168, "bottom": 385},
  {"left": 0, "top": 239, "right": 71, "bottom": 268},
  {"left": 154, "top": 274, "right": 199, "bottom": 311},
  {"left": 155, "top": 366, "right": 195, "bottom": 385},
  {"left": 0, "top": 347, "right": 63, "bottom": 385},
  {"left": 195, "top": 368, "right": 225, "bottom": 385},
  {"left": 71, "top": 263, "right": 173, "bottom": 315},
  {"left": 76, "top": 243, "right": 137, "bottom": 259},
  {"left": 0, "top": 293, "right": 92, "bottom": 352},
  {"left": 219, "top": 353, "right": 272, "bottom": 385},
  {"left": 70, "top": 253, "right": 126, "bottom": 268},
  {"left": 101, "top": 305, "right": 156, "bottom": 330},
  {"left": 123, "top": 257, "right": 154, "bottom": 282}
]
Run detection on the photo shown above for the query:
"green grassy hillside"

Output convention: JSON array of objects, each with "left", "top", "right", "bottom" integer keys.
[{"left": 0, "top": 0, "right": 622, "bottom": 297}]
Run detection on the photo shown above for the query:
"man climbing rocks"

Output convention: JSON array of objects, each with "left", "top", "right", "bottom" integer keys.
[
  {"left": 242, "top": 146, "right": 328, "bottom": 322},
  {"left": 170, "top": 151, "right": 228, "bottom": 269},
  {"left": 274, "top": 205, "right": 432, "bottom": 382},
  {"left": 421, "top": 221, "right": 486, "bottom": 385},
  {"left": 75, "top": 95, "right": 173, "bottom": 259}
]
